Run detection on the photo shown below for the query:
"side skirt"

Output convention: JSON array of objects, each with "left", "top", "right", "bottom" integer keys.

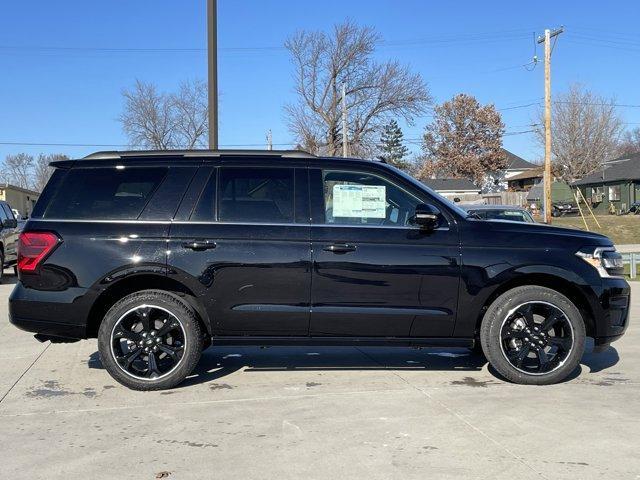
[{"left": 210, "top": 336, "right": 474, "bottom": 348}]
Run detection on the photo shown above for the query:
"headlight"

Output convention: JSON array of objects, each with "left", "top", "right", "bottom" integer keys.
[{"left": 576, "top": 247, "right": 624, "bottom": 277}]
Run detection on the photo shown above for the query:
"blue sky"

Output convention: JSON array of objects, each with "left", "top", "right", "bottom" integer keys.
[{"left": 1, "top": 0, "right": 639, "bottom": 162}]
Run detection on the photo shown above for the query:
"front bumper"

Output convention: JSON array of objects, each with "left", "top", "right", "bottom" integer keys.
[{"left": 590, "top": 276, "right": 630, "bottom": 349}]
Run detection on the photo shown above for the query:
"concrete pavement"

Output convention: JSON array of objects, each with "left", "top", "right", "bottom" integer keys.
[{"left": 0, "top": 271, "right": 639, "bottom": 480}]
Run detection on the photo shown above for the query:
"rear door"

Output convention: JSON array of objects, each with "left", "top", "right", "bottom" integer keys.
[
  {"left": 168, "top": 160, "right": 312, "bottom": 336},
  {"left": 309, "top": 164, "right": 460, "bottom": 338}
]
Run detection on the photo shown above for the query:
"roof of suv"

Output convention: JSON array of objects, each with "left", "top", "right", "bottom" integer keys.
[{"left": 49, "top": 149, "right": 391, "bottom": 170}]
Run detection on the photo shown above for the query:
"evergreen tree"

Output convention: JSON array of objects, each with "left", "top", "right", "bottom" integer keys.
[{"left": 378, "top": 120, "right": 410, "bottom": 169}]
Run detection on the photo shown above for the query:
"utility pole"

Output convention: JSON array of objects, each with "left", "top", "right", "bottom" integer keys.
[
  {"left": 342, "top": 83, "right": 348, "bottom": 157},
  {"left": 266, "top": 129, "right": 273, "bottom": 150},
  {"left": 537, "top": 26, "right": 563, "bottom": 223},
  {"left": 207, "top": 0, "right": 218, "bottom": 150}
]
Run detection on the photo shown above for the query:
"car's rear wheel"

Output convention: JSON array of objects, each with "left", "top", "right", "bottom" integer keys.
[
  {"left": 480, "top": 286, "right": 585, "bottom": 385},
  {"left": 98, "top": 290, "right": 203, "bottom": 391}
]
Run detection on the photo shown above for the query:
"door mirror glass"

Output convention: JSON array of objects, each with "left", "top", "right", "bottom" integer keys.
[
  {"left": 2, "top": 218, "right": 17, "bottom": 229},
  {"left": 413, "top": 203, "right": 440, "bottom": 229}
]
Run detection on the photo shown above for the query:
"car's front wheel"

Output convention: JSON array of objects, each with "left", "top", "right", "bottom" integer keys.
[
  {"left": 480, "top": 286, "right": 585, "bottom": 385},
  {"left": 98, "top": 290, "right": 203, "bottom": 391}
]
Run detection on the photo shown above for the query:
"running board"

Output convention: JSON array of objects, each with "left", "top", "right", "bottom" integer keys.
[{"left": 210, "top": 336, "right": 474, "bottom": 348}]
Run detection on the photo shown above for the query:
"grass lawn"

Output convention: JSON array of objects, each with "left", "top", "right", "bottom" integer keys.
[{"left": 550, "top": 215, "right": 640, "bottom": 245}]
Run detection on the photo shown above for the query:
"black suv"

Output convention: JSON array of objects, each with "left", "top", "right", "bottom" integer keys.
[
  {"left": 0, "top": 200, "right": 19, "bottom": 282},
  {"left": 8, "top": 150, "right": 630, "bottom": 390}
]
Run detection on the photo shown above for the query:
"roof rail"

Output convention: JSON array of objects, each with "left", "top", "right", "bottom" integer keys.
[{"left": 82, "top": 149, "right": 317, "bottom": 160}]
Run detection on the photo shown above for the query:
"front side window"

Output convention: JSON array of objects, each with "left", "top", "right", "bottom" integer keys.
[
  {"left": 219, "top": 167, "right": 294, "bottom": 223},
  {"left": 322, "top": 170, "right": 420, "bottom": 227},
  {"left": 44, "top": 167, "right": 167, "bottom": 220}
]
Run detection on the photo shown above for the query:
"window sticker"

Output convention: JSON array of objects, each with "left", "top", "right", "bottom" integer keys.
[{"left": 332, "top": 184, "right": 386, "bottom": 218}]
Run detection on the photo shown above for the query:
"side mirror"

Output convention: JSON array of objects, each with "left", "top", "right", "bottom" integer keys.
[
  {"left": 413, "top": 203, "right": 440, "bottom": 230},
  {"left": 3, "top": 218, "right": 17, "bottom": 229}
]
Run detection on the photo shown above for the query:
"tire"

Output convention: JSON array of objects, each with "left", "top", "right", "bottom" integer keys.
[
  {"left": 98, "top": 290, "right": 203, "bottom": 391},
  {"left": 480, "top": 286, "right": 585, "bottom": 385},
  {"left": 13, "top": 265, "right": 18, "bottom": 276}
]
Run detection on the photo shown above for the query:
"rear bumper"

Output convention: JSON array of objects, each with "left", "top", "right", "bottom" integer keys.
[{"left": 8, "top": 282, "right": 90, "bottom": 339}]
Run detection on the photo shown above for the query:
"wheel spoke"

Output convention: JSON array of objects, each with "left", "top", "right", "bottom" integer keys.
[
  {"left": 156, "top": 319, "right": 180, "bottom": 337},
  {"left": 147, "top": 352, "right": 160, "bottom": 377},
  {"left": 508, "top": 345, "right": 531, "bottom": 367},
  {"left": 541, "top": 311, "right": 562, "bottom": 332},
  {"left": 113, "top": 328, "right": 142, "bottom": 343},
  {"left": 117, "top": 348, "right": 143, "bottom": 368},
  {"left": 520, "top": 305, "right": 535, "bottom": 327},
  {"left": 549, "top": 336, "right": 572, "bottom": 351},
  {"left": 502, "top": 328, "right": 526, "bottom": 340},
  {"left": 157, "top": 343, "right": 183, "bottom": 360},
  {"left": 536, "top": 347, "right": 550, "bottom": 371},
  {"left": 136, "top": 306, "right": 153, "bottom": 331}
]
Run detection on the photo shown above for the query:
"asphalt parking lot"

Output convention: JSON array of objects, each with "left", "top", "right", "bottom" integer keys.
[{"left": 0, "top": 272, "right": 639, "bottom": 480}]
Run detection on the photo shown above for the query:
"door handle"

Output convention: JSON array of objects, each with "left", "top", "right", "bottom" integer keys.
[
  {"left": 323, "top": 243, "right": 357, "bottom": 254},
  {"left": 182, "top": 240, "right": 217, "bottom": 251}
]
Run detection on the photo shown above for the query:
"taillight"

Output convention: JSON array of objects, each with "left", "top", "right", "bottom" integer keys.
[{"left": 17, "top": 231, "right": 61, "bottom": 273}]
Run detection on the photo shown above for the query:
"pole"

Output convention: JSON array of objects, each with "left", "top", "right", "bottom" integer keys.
[
  {"left": 543, "top": 28, "right": 552, "bottom": 224},
  {"left": 342, "top": 83, "right": 348, "bottom": 157},
  {"left": 267, "top": 129, "right": 272, "bottom": 151},
  {"left": 207, "top": 0, "right": 218, "bottom": 150},
  {"left": 537, "top": 27, "right": 563, "bottom": 223}
]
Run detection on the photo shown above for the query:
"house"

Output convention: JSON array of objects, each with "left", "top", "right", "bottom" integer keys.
[
  {"left": 0, "top": 183, "right": 40, "bottom": 218},
  {"left": 573, "top": 153, "right": 640, "bottom": 214},
  {"left": 422, "top": 178, "right": 481, "bottom": 199},
  {"left": 503, "top": 150, "right": 539, "bottom": 179},
  {"left": 507, "top": 167, "right": 544, "bottom": 191}
]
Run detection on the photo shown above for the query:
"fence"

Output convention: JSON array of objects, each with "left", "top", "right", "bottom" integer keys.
[
  {"left": 440, "top": 191, "right": 529, "bottom": 206},
  {"left": 621, "top": 253, "right": 640, "bottom": 279}
]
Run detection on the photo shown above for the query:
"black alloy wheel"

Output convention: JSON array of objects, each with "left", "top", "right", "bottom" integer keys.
[
  {"left": 500, "top": 301, "right": 573, "bottom": 375},
  {"left": 480, "top": 285, "right": 586, "bottom": 385},
  {"left": 98, "top": 290, "right": 203, "bottom": 390},
  {"left": 111, "top": 305, "right": 186, "bottom": 380}
]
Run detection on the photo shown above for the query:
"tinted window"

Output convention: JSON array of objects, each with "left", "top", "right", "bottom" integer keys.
[
  {"left": 191, "top": 170, "right": 217, "bottom": 221},
  {"left": 218, "top": 168, "right": 294, "bottom": 223},
  {"left": 0, "top": 204, "right": 7, "bottom": 222},
  {"left": 322, "top": 170, "right": 420, "bottom": 227},
  {"left": 44, "top": 167, "right": 167, "bottom": 220}
]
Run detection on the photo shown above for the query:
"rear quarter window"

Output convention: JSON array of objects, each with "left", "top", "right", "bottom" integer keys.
[{"left": 42, "top": 167, "right": 167, "bottom": 220}]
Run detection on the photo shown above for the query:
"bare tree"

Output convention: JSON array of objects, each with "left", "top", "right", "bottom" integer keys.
[
  {"left": 119, "top": 79, "right": 208, "bottom": 149},
  {"left": 33, "top": 154, "right": 68, "bottom": 192},
  {"left": 534, "top": 84, "right": 623, "bottom": 181},
  {"left": 617, "top": 127, "right": 640, "bottom": 157},
  {"left": 419, "top": 94, "right": 506, "bottom": 187},
  {"left": 285, "top": 21, "right": 431, "bottom": 157},
  {"left": 172, "top": 79, "right": 209, "bottom": 149},
  {"left": 2, "top": 153, "right": 34, "bottom": 188}
]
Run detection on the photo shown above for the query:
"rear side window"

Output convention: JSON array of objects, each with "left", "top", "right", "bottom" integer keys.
[
  {"left": 219, "top": 167, "right": 294, "bottom": 223},
  {"left": 43, "top": 167, "right": 167, "bottom": 220}
]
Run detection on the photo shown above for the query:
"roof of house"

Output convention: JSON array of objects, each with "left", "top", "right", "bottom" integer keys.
[
  {"left": 422, "top": 178, "right": 480, "bottom": 192},
  {"left": 507, "top": 167, "right": 544, "bottom": 181},
  {"left": 0, "top": 183, "right": 40, "bottom": 196},
  {"left": 504, "top": 150, "right": 537, "bottom": 171},
  {"left": 573, "top": 154, "right": 640, "bottom": 186}
]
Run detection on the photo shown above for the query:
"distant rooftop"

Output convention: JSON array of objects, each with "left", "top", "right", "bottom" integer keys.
[
  {"left": 504, "top": 149, "right": 537, "bottom": 171},
  {"left": 573, "top": 153, "right": 640, "bottom": 186}
]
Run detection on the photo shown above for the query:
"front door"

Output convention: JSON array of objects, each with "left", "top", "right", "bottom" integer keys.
[
  {"left": 168, "top": 164, "right": 312, "bottom": 335},
  {"left": 309, "top": 166, "right": 460, "bottom": 338}
]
